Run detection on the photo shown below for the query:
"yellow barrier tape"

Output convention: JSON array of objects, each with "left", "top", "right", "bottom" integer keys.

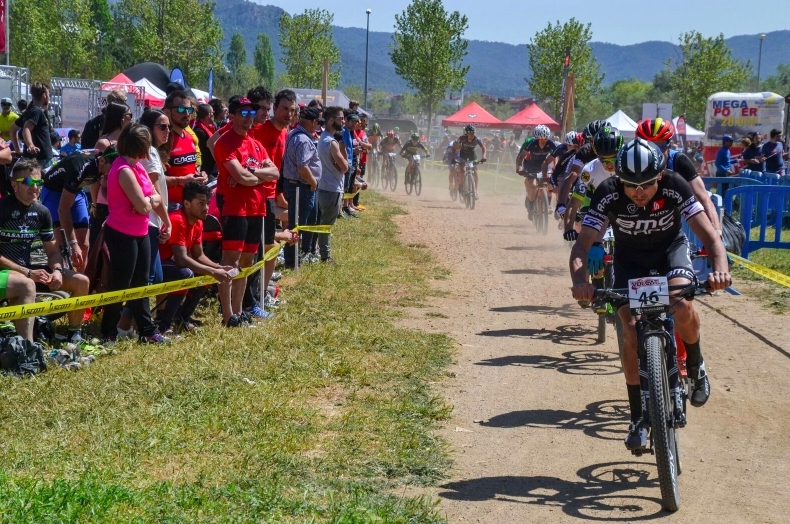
[
  {"left": 729, "top": 253, "right": 790, "bottom": 288},
  {"left": 343, "top": 190, "right": 360, "bottom": 199},
  {"left": 293, "top": 225, "right": 332, "bottom": 234}
]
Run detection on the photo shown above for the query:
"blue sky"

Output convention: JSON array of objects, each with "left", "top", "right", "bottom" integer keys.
[{"left": 252, "top": 0, "right": 790, "bottom": 46}]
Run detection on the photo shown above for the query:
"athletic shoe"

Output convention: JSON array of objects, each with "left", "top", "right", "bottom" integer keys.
[
  {"left": 224, "top": 314, "right": 243, "bottom": 328},
  {"left": 689, "top": 361, "right": 711, "bottom": 407},
  {"left": 139, "top": 332, "right": 171, "bottom": 344},
  {"left": 264, "top": 293, "right": 280, "bottom": 310},
  {"left": 174, "top": 318, "right": 199, "bottom": 334},
  {"left": 343, "top": 207, "right": 359, "bottom": 218},
  {"left": 244, "top": 304, "right": 273, "bottom": 319},
  {"left": 624, "top": 419, "right": 649, "bottom": 450},
  {"left": 321, "top": 256, "right": 338, "bottom": 267},
  {"left": 270, "top": 272, "right": 282, "bottom": 282},
  {"left": 239, "top": 311, "right": 261, "bottom": 327},
  {"left": 356, "top": 204, "right": 366, "bottom": 211}
]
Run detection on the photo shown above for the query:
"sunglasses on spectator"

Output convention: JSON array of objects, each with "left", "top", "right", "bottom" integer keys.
[
  {"left": 154, "top": 123, "right": 170, "bottom": 131},
  {"left": 14, "top": 177, "right": 44, "bottom": 187},
  {"left": 0, "top": 103, "right": 10, "bottom": 107},
  {"left": 239, "top": 109, "right": 257, "bottom": 118},
  {"left": 124, "top": 112, "right": 133, "bottom": 118},
  {"left": 169, "top": 106, "right": 195, "bottom": 115},
  {"left": 621, "top": 177, "right": 659, "bottom": 190}
]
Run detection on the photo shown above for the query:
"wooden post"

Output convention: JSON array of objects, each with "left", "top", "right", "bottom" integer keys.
[{"left": 322, "top": 59, "right": 328, "bottom": 107}]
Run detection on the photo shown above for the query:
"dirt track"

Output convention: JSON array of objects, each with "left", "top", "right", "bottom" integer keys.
[{"left": 385, "top": 166, "right": 790, "bottom": 523}]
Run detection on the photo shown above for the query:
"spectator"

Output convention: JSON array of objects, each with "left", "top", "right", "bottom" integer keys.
[
  {"left": 213, "top": 96, "right": 279, "bottom": 327},
  {"left": 156, "top": 182, "right": 233, "bottom": 334},
  {"left": 11, "top": 83, "right": 56, "bottom": 170},
  {"left": 165, "top": 84, "right": 202, "bottom": 170},
  {"left": 101, "top": 124, "right": 168, "bottom": 343},
  {"left": 16, "top": 99, "right": 27, "bottom": 114},
  {"left": 81, "top": 90, "right": 127, "bottom": 149},
  {"left": 741, "top": 134, "right": 764, "bottom": 173},
  {"left": 192, "top": 103, "right": 217, "bottom": 177},
  {"left": 281, "top": 105, "right": 322, "bottom": 268},
  {"left": 348, "top": 100, "right": 360, "bottom": 112},
  {"left": 209, "top": 98, "right": 227, "bottom": 128},
  {"left": 248, "top": 86, "right": 273, "bottom": 124},
  {"left": 0, "top": 97, "right": 19, "bottom": 142},
  {"left": 164, "top": 89, "right": 207, "bottom": 211},
  {"left": 762, "top": 129, "right": 786, "bottom": 176},
  {"left": 316, "top": 106, "right": 349, "bottom": 263},
  {"left": 60, "top": 129, "right": 82, "bottom": 157},
  {"left": 341, "top": 112, "right": 360, "bottom": 217},
  {"left": 715, "top": 135, "right": 734, "bottom": 176},
  {"left": 0, "top": 159, "right": 91, "bottom": 345},
  {"left": 353, "top": 113, "right": 372, "bottom": 211}
]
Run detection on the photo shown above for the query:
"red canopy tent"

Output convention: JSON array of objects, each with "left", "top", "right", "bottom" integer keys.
[
  {"left": 101, "top": 72, "right": 165, "bottom": 107},
  {"left": 441, "top": 102, "right": 504, "bottom": 128},
  {"left": 503, "top": 103, "right": 559, "bottom": 130}
]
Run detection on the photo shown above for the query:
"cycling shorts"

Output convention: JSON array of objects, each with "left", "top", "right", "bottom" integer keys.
[
  {"left": 39, "top": 187, "right": 90, "bottom": 229},
  {"left": 222, "top": 215, "right": 263, "bottom": 253},
  {"left": 263, "top": 199, "right": 276, "bottom": 246},
  {"left": 613, "top": 232, "right": 694, "bottom": 289}
]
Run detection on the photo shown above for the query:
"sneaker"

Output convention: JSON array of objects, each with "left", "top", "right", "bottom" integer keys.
[
  {"left": 356, "top": 204, "right": 366, "bottom": 211},
  {"left": 270, "top": 272, "right": 282, "bottom": 282},
  {"left": 139, "top": 332, "right": 171, "bottom": 344},
  {"left": 321, "top": 256, "right": 338, "bottom": 266},
  {"left": 239, "top": 311, "right": 261, "bottom": 326},
  {"left": 343, "top": 207, "right": 359, "bottom": 218},
  {"left": 174, "top": 318, "right": 199, "bottom": 334},
  {"left": 624, "top": 419, "right": 649, "bottom": 450},
  {"left": 689, "top": 361, "right": 711, "bottom": 407},
  {"left": 244, "top": 304, "right": 274, "bottom": 319},
  {"left": 224, "top": 314, "right": 243, "bottom": 328}
]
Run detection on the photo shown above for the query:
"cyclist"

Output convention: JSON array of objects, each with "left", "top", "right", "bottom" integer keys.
[
  {"left": 378, "top": 129, "right": 401, "bottom": 173},
  {"left": 569, "top": 138, "right": 731, "bottom": 450},
  {"left": 516, "top": 125, "right": 556, "bottom": 220},
  {"left": 636, "top": 118, "right": 721, "bottom": 232},
  {"left": 453, "top": 124, "right": 486, "bottom": 200},
  {"left": 563, "top": 126, "right": 623, "bottom": 240},
  {"left": 444, "top": 138, "right": 461, "bottom": 193},
  {"left": 400, "top": 133, "right": 429, "bottom": 184},
  {"left": 556, "top": 120, "right": 610, "bottom": 223},
  {"left": 548, "top": 131, "right": 584, "bottom": 218}
]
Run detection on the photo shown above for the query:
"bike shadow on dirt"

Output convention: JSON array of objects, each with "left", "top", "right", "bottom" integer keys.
[
  {"left": 478, "top": 400, "right": 629, "bottom": 442},
  {"left": 476, "top": 349, "right": 620, "bottom": 376},
  {"left": 489, "top": 304, "right": 585, "bottom": 318},
  {"left": 501, "top": 267, "right": 568, "bottom": 277},
  {"left": 501, "top": 244, "right": 562, "bottom": 252},
  {"left": 438, "top": 461, "right": 666, "bottom": 521},
  {"left": 477, "top": 324, "right": 598, "bottom": 346}
]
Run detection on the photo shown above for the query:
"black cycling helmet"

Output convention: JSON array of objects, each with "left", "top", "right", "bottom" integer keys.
[
  {"left": 592, "top": 126, "right": 624, "bottom": 157},
  {"left": 411, "top": 133, "right": 419, "bottom": 141},
  {"left": 464, "top": 124, "right": 475, "bottom": 133},
  {"left": 583, "top": 119, "right": 612, "bottom": 143},
  {"left": 615, "top": 138, "right": 666, "bottom": 183}
]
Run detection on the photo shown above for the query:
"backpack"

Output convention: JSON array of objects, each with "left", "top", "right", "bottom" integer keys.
[{"left": 0, "top": 335, "right": 47, "bottom": 375}]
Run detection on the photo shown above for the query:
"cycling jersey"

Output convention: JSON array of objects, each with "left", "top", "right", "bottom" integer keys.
[
  {"left": 520, "top": 137, "right": 556, "bottom": 172},
  {"left": 379, "top": 136, "right": 401, "bottom": 151},
  {"left": 667, "top": 150, "right": 698, "bottom": 183},
  {"left": 166, "top": 130, "right": 199, "bottom": 203},
  {"left": 456, "top": 135, "right": 483, "bottom": 161},
  {"left": 572, "top": 159, "right": 614, "bottom": 213},
  {"left": 569, "top": 143, "right": 596, "bottom": 171},
  {"left": 583, "top": 171, "right": 704, "bottom": 248},
  {"left": 0, "top": 194, "right": 55, "bottom": 267},
  {"left": 551, "top": 148, "right": 577, "bottom": 187},
  {"left": 401, "top": 141, "right": 428, "bottom": 156},
  {"left": 43, "top": 150, "right": 102, "bottom": 193},
  {"left": 443, "top": 141, "right": 460, "bottom": 165}
]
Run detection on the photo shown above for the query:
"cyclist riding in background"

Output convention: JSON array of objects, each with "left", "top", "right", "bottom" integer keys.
[
  {"left": 548, "top": 131, "right": 584, "bottom": 219},
  {"left": 556, "top": 120, "right": 610, "bottom": 222},
  {"left": 444, "top": 138, "right": 461, "bottom": 192},
  {"left": 569, "top": 138, "right": 731, "bottom": 451},
  {"left": 400, "top": 133, "right": 429, "bottom": 180},
  {"left": 516, "top": 125, "right": 556, "bottom": 221},
  {"left": 454, "top": 124, "right": 487, "bottom": 200},
  {"left": 563, "top": 126, "right": 623, "bottom": 240},
  {"left": 636, "top": 118, "right": 721, "bottom": 232},
  {"left": 368, "top": 123, "right": 382, "bottom": 148},
  {"left": 378, "top": 130, "right": 401, "bottom": 154}
]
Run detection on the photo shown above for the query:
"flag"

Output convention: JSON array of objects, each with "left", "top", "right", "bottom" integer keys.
[{"left": 0, "top": 0, "right": 6, "bottom": 54}]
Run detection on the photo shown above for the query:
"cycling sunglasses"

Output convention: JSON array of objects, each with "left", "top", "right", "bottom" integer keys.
[
  {"left": 239, "top": 109, "right": 257, "bottom": 118},
  {"left": 621, "top": 177, "right": 659, "bottom": 190},
  {"left": 169, "top": 106, "right": 195, "bottom": 115},
  {"left": 598, "top": 156, "right": 616, "bottom": 166},
  {"left": 14, "top": 177, "right": 44, "bottom": 187}
]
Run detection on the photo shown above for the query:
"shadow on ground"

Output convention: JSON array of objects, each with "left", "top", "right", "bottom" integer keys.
[
  {"left": 476, "top": 349, "right": 620, "bottom": 376},
  {"left": 477, "top": 324, "right": 598, "bottom": 346},
  {"left": 501, "top": 267, "right": 568, "bottom": 277}
]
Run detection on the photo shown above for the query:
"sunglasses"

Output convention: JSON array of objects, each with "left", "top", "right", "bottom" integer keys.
[
  {"left": 1, "top": 103, "right": 10, "bottom": 107},
  {"left": 123, "top": 112, "right": 133, "bottom": 119},
  {"left": 154, "top": 123, "right": 170, "bottom": 131},
  {"left": 621, "top": 177, "right": 659, "bottom": 190},
  {"left": 239, "top": 109, "right": 257, "bottom": 118},
  {"left": 14, "top": 177, "right": 44, "bottom": 187},
  {"left": 599, "top": 156, "right": 616, "bottom": 165},
  {"left": 169, "top": 106, "right": 195, "bottom": 115}
]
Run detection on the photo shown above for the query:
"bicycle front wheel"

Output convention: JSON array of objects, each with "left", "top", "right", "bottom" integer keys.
[
  {"left": 414, "top": 167, "right": 422, "bottom": 196},
  {"left": 646, "top": 335, "right": 681, "bottom": 512},
  {"left": 405, "top": 167, "right": 413, "bottom": 195},
  {"left": 467, "top": 173, "right": 476, "bottom": 210},
  {"left": 389, "top": 165, "right": 397, "bottom": 191}
]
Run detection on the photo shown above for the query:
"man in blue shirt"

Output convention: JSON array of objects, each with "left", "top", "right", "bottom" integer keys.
[
  {"left": 715, "top": 135, "right": 734, "bottom": 176},
  {"left": 761, "top": 129, "right": 786, "bottom": 175}
]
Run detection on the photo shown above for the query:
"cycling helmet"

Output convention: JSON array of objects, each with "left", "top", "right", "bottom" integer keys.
[
  {"left": 636, "top": 117, "right": 675, "bottom": 142},
  {"left": 534, "top": 125, "right": 551, "bottom": 139},
  {"left": 615, "top": 138, "right": 666, "bottom": 183},
  {"left": 565, "top": 131, "right": 584, "bottom": 146},
  {"left": 464, "top": 124, "right": 475, "bottom": 133},
  {"left": 583, "top": 120, "right": 612, "bottom": 142},
  {"left": 386, "top": 130, "right": 394, "bottom": 137},
  {"left": 410, "top": 133, "right": 419, "bottom": 141},
  {"left": 592, "top": 126, "right": 624, "bottom": 157}
]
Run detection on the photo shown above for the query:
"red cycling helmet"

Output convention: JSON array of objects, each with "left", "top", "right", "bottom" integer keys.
[{"left": 636, "top": 118, "right": 675, "bottom": 142}]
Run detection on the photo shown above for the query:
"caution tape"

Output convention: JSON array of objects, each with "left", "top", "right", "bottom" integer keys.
[
  {"left": 729, "top": 253, "right": 790, "bottom": 288},
  {"left": 343, "top": 190, "right": 360, "bottom": 199},
  {"left": 293, "top": 225, "right": 332, "bottom": 234}
]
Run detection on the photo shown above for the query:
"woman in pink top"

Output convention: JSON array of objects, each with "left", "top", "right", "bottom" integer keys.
[{"left": 100, "top": 123, "right": 169, "bottom": 343}]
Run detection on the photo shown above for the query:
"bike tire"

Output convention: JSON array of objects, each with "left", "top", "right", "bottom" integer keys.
[
  {"left": 415, "top": 167, "right": 422, "bottom": 196},
  {"left": 537, "top": 188, "right": 549, "bottom": 235},
  {"left": 614, "top": 312, "right": 626, "bottom": 361},
  {"left": 405, "top": 168, "right": 413, "bottom": 195},
  {"left": 597, "top": 314, "right": 606, "bottom": 344},
  {"left": 468, "top": 173, "right": 476, "bottom": 210},
  {"left": 646, "top": 335, "right": 681, "bottom": 512},
  {"left": 389, "top": 165, "right": 397, "bottom": 192}
]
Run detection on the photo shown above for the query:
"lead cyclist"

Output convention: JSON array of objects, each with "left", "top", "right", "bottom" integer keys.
[{"left": 516, "top": 125, "right": 556, "bottom": 221}]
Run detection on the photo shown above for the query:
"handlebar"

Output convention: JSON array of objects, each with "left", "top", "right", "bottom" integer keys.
[{"left": 593, "top": 281, "right": 710, "bottom": 305}]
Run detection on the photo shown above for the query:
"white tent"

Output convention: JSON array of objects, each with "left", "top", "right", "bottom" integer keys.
[
  {"left": 133, "top": 77, "right": 166, "bottom": 101},
  {"left": 673, "top": 116, "right": 704, "bottom": 141},
  {"left": 191, "top": 87, "right": 210, "bottom": 103},
  {"left": 606, "top": 109, "right": 639, "bottom": 138}
]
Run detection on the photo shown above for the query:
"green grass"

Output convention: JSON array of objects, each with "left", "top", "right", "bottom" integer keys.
[
  {"left": 0, "top": 192, "right": 453, "bottom": 523},
  {"left": 732, "top": 226, "right": 790, "bottom": 313}
]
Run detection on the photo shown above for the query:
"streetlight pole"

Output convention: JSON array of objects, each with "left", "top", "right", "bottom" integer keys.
[
  {"left": 364, "top": 9, "right": 371, "bottom": 112},
  {"left": 757, "top": 33, "right": 766, "bottom": 91}
]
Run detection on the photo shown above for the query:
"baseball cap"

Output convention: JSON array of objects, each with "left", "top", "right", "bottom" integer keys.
[
  {"left": 346, "top": 112, "right": 360, "bottom": 122},
  {"left": 722, "top": 135, "right": 733, "bottom": 142},
  {"left": 228, "top": 95, "right": 260, "bottom": 114},
  {"left": 299, "top": 106, "right": 321, "bottom": 121},
  {"left": 0, "top": 98, "right": 11, "bottom": 105}
]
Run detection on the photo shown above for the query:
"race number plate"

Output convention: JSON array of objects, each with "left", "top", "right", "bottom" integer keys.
[
  {"left": 412, "top": 155, "right": 420, "bottom": 161},
  {"left": 628, "top": 276, "right": 670, "bottom": 310}
]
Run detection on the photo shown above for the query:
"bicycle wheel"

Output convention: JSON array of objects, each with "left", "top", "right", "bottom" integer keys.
[
  {"left": 597, "top": 314, "right": 607, "bottom": 344},
  {"left": 405, "top": 167, "right": 413, "bottom": 195},
  {"left": 414, "top": 166, "right": 422, "bottom": 196},
  {"left": 536, "top": 188, "right": 549, "bottom": 235},
  {"left": 646, "top": 335, "right": 681, "bottom": 512},
  {"left": 467, "top": 173, "right": 476, "bottom": 210},
  {"left": 389, "top": 164, "right": 397, "bottom": 192}
]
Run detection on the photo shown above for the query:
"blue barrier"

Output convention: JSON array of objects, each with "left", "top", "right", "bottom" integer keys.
[{"left": 723, "top": 185, "right": 790, "bottom": 258}]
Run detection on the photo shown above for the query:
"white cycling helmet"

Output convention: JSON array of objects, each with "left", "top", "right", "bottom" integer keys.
[
  {"left": 565, "top": 131, "right": 583, "bottom": 145},
  {"left": 534, "top": 125, "right": 551, "bottom": 139}
]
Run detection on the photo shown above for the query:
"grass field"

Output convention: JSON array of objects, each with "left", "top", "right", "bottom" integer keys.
[
  {"left": 733, "top": 226, "right": 790, "bottom": 313},
  {"left": 0, "top": 192, "right": 454, "bottom": 523}
]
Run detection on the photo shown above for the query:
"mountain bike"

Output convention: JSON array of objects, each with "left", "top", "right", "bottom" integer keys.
[
  {"left": 367, "top": 149, "right": 380, "bottom": 188},
  {"left": 404, "top": 154, "right": 424, "bottom": 196},
  {"left": 590, "top": 227, "right": 617, "bottom": 344},
  {"left": 381, "top": 151, "right": 398, "bottom": 192},
  {"left": 533, "top": 172, "right": 550, "bottom": 235},
  {"left": 460, "top": 159, "right": 483, "bottom": 210},
  {"left": 593, "top": 279, "right": 709, "bottom": 513}
]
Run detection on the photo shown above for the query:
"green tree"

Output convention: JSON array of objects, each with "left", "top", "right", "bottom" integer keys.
[
  {"left": 343, "top": 84, "right": 363, "bottom": 105},
  {"left": 253, "top": 33, "right": 276, "bottom": 89},
  {"left": 646, "top": 63, "right": 677, "bottom": 105},
  {"left": 226, "top": 33, "right": 247, "bottom": 75},
  {"left": 574, "top": 90, "right": 612, "bottom": 130},
  {"left": 278, "top": 8, "right": 340, "bottom": 88},
  {"left": 390, "top": 0, "right": 468, "bottom": 141},
  {"left": 368, "top": 89, "right": 391, "bottom": 115},
  {"left": 526, "top": 19, "right": 603, "bottom": 121},
  {"left": 670, "top": 31, "right": 751, "bottom": 127},
  {"left": 761, "top": 63, "right": 790, "bottom": 96},
  {"left": 607, "top": 78, "right": 651, "bottom": 119}
]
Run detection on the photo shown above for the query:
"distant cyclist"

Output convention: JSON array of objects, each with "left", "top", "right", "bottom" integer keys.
[
  {"left": 556, "top": 120, "right": 610, "bottom": 221},
  {"left": 444, "top": 138, "right": 461, "bottom": 193},
  {"left": 548, "top": 131, "right": 584, "bottom": 218},
  {"left": 400, "top": 133, "right": 429, "bottom": 183},
  {"left": 453, "top": 124, "right": 486, "bottom": 200},
  {"left": 516, "top": 125, "right": 556, "bottom": 220}
]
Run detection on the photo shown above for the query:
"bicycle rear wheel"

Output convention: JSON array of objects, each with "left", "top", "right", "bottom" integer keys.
[
  {"left": 646, "top": 335, "right": 681, "bottom": 512},
  {"left": 536, "top": 187, "right": 549, "bottom": 235},
  {"left": 414, "top": 166, "right": 422, "bottom": 196},
  {"left": 389, "top": 165, "right": 397, "bottom": 192},
  {"left": 467, "top": 173, "right": 476, "bottom": 210},
  {"left": 405, "top": 167, "right": 413, "bottom": 194}
]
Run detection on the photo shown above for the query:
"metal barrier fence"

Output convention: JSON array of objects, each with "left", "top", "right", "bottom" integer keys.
[{"left": 722, "top": 185, "right": 790, "bottom": 257}]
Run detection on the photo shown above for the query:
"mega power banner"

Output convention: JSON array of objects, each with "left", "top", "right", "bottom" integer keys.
[{"left": 704, "top": 92, "right": 785, "bottom": 143}]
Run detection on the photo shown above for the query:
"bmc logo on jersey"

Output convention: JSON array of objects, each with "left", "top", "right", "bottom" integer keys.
[
  {"left": 615, "top": 213, "right": 674, "bottom": 235},
  {"left": 652, "top": 199, "right": 665, "bottom": 212}
]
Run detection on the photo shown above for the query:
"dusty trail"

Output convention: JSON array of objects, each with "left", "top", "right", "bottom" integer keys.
[{"left": 382, "top": 166, "right": 790, "bottom": 523}]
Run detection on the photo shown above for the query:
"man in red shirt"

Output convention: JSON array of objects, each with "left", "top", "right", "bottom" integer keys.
[
  {"left": 164, "top": 90, "right": 208, "bottom": 209},
  {"left": 212, "top": 96, "right": 279, "bottom": 328},
  {"left": 157, "top": 182, "right": 234, "bottom": 334}
]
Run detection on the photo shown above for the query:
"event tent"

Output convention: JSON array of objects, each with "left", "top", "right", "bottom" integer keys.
[
  {"left": 673, "top": 116, "right": 704, "bottom": 140},
  {"left": 502, "top": 103, "right": 559, "bottom": 130},
  {"left": 289, "top": 89, "right": 371, "bottom": 116},
  {"left": 441, "top": 102, "right": 503, "bottom": 128},
  {"left": 605, "top": 110, "right": 638, "bottom": 138},
  {"left": 101, "top": 72, "right": 166, "bottom": 107}
]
